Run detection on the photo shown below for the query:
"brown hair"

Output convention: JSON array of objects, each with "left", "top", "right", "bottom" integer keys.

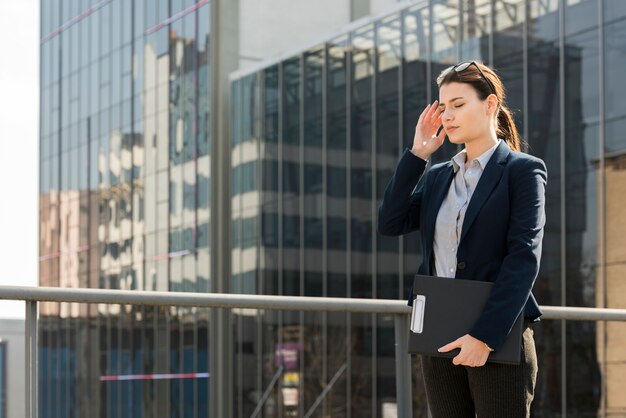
[{"left": 436, "top": 62, "right": 525, "bottom": 152}]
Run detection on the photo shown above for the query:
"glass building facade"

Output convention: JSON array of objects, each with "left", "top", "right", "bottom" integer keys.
[
  {"left": 230, "top": 0, "right": 626, "bottom": 416},
  {"left": 39, "top": 1, "right": 211, "bottom": 416},
  {"left": 38, "top": 0, "right": 626, "bottom": 417}
]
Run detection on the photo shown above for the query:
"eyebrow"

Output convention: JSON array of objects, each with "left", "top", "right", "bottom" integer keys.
[{"left": 438, "top": 97, "right": 464, "bottom": 107}]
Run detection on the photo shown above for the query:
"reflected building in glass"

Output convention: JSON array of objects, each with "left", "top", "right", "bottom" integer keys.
[
  {"left": 229, "top": 0, "right": 626, "bottom": 417},
  {"left": 39, "top": 1, "right": 211, "bottom": 416},
  {"left": 39, "top": 0, "right": 626, "bottom": 417}
]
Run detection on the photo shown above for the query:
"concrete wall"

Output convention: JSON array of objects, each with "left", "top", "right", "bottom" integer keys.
[{"left": 0, "top": 319, "right": 24, "bottom": 418}]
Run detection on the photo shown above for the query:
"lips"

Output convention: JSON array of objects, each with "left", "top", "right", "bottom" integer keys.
[{"left": 446, "top": 126, "right": 459, "bottom": 132}]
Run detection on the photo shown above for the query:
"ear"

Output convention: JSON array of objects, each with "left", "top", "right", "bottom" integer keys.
[{"left": 486, "top": 94, "right": 498, "bottom": 116}]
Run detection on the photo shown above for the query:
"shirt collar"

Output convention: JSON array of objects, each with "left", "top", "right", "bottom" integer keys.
[{"left": 451, "top": 138, "right": 502, "bottom": 173}]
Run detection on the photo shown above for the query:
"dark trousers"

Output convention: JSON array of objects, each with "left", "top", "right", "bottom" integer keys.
[{"left": 419, "top": 322, "right": 538, "bottom": 418}]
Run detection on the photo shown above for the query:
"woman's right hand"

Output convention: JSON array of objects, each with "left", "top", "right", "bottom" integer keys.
[{"left": 411, "top": 100, "right": 447, "bottom": 160}]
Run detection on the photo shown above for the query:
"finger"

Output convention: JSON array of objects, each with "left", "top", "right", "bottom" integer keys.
[
  {"left": 421, "top": 101, "right": 436, "bottom": 120},
  {"left": 429, "top": 116, "right": 443, "bottom": 138},
  {"left": 424, "top": 100, "right": 438, "bottom": 120},
  {"left": 436, "top": 126, "right": 447, "bottom": 144},
  {"left": 429, "top": 105, "right": 443, "bottom": 123},
  {"left": 438, "top": 343, "right": 452, "bottom": 352},
  {"left": 438, "top": 339, "right": 460, "bottom": 353},
  {"left": 429, "top": 103, "right": 442, "bottom": 119}
]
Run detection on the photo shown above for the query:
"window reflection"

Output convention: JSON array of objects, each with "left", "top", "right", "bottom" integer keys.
[
  {"left": 460, "top": 0, "right": 492, "bottom": 60},
  {"left": 41, "top": 1, "right": 213, "bottom": 414},
  {"left": 602, "top": 6, "right": 626, "bottom": 418}
]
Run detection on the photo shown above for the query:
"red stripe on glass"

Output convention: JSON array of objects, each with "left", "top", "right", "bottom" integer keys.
[
  {"left": 144, "top": 0, "right": 210, "bottom": 35},
  {"left": 41, "top": 0, "right": 113, "bottom": 44},
  {"left": 100, "top": 372, "right": 209, "bottom": 381}
]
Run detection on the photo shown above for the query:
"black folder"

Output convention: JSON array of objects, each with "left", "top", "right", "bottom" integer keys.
[{"left": 408, "top": 274, "right": 524, "bottom": 365}]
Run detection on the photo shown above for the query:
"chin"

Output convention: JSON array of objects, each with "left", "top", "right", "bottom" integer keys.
[{"left": 447, "top": 133, "right": 461, "bottom": 143}]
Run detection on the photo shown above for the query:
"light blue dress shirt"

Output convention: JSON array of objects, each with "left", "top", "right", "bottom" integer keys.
[{"left": 433, "top": 139, "right": 502, "bottom": 278}]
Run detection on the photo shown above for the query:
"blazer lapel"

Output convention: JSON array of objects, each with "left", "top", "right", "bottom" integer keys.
[{"left": 459, "top": 140, "right": 511, "bottom": 244}]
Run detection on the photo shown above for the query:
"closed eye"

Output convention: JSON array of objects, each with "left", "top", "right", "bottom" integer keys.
[{"left": 455, "top": 104, "right": 464, "bottom": 108}]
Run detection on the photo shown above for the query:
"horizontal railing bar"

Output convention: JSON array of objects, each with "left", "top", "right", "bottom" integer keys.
[
  {"left": 0, "top": 285, "right": 625, "bottom": 321},
  {"left": 0, "top": 285, "right": 410, "bottom": 313},
  {"left": 539, "top": 306, "right": 626, "bottom": 321}
]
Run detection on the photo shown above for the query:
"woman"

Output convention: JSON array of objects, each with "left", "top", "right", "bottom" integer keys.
[{"left": 377, "top": 61, "right": 547, "bottom": 417}]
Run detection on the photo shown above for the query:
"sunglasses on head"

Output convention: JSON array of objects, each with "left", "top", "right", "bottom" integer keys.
[{"left": 441, "top": 61, "right": 496, "bottom": 95}]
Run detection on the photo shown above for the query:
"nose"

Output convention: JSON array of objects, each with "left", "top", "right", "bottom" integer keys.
[{"left": 442, "top": 107, "right": 454, "bottom": 121}]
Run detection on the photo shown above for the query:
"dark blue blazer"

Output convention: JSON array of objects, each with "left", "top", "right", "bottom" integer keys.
[{"left": 377, "top": 140, "right": 547, "bottom": 351}]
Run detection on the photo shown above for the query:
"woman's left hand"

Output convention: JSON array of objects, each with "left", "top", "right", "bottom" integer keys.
[{"left": 438, "top": 334, "right": 491, "bottom": 367}]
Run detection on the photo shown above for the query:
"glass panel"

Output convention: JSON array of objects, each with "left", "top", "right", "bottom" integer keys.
[
  {"left": 430, "top": 3, "right": 462, "bottom": 165},
  {"left": 602, "top": 10, "right": 626, "bottom": 418},
  {"left": 350, "top": 24, "right": 374, "bottom": 290},
  {"left": 351, "top": 26, "right": 374, "bottom": 155},
  {"left": 326, "top": 40, "right": 348, "bottom": 388},
  {"left": 283, "top": 57, "right": 301, "bottom": 147},
  {"left": 431, "top": 1, "right": 459, "bottom": 63},
  {"left": 303, "top": 46, "right": 324, "bottom": 308},
  {"left": 198, "top": 63, "right": 210, "bottom": 158},
  {"left": 493, "top": 0, "right": 525, "bottom": 140},
  {"left": 302, "top": 307, "right": 323, "bottom": 413},
  {"left": 604, "top": 22, "right": 626, "bottom": 153},
  {"left": 459, "top": 0, "right": 492, "bottom": 61},
  {"left": 562, "top": 1, "right": 603, "bottom": 414},
  {"left": 261, "top": 67, "right": 280, "bottom": 280},
  {"left": 376, "top": 13, "right": 401, "bottom": 309},
  {"left": 327, "top": 36, "right": 348, "bottom": 151},
  {"left": 282, "top": 56, "right": 302, "bottom": 303},
  {"left": 233, "top": 69, "right": 263, "bottom": 418},
  {"left": 350, "top": 23, "right": 374, "bottom": 418},
  {"left": 527, "top": 1, "right": 562, "bottom": 415},
  {"left": 241, "top": 73, "right": 258, "bottom": 144},
  {"left": 604, "top": 0, "right": 626, "bottom": 23},
  {"left": 325, "top": 36, "right": 349, "bottom": 336},
  {"left": 402, "top": 6, "right": 429, "bottom": 319},
  {"left": 263, "top": 65, "right": 279, "bottom": 144},
  {"left": 374, "top": 15, "right": 403, "bottom": 411}
]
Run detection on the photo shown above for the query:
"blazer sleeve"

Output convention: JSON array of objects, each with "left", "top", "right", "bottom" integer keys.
[
  {"left": 469, "top": 158, "right": 548, "bottom": 351},
  {"left": 377, "top": 148, "right": 430, "bottom": 236}
]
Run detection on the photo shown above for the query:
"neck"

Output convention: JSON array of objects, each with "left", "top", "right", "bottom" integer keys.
[{"left": 464, "top": 132, "right": 499, "bottom": 163}]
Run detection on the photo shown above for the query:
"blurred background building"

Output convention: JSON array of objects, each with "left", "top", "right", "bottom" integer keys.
[
  {"left": 38, "top": 0, "right": 626, "bottom": 417},
  {"left": 0, "top": 319, "right": 25, "bottom": 418}
]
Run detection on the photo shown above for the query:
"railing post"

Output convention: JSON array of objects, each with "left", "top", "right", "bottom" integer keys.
[
  {"left": 25, "top": 300, "right": 38, "bottom": 418},
  {"left": 394, "top": 314, "right": 412, "bottom": 418}
]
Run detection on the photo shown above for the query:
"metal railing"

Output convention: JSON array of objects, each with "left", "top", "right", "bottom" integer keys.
[{"left": 2, "top": 285, "right": 626, "bottom": 418}]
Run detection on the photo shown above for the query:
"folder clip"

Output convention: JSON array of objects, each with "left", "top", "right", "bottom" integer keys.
[{"left": 410, "top": 295, "right": 426, "bottom": 333}]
